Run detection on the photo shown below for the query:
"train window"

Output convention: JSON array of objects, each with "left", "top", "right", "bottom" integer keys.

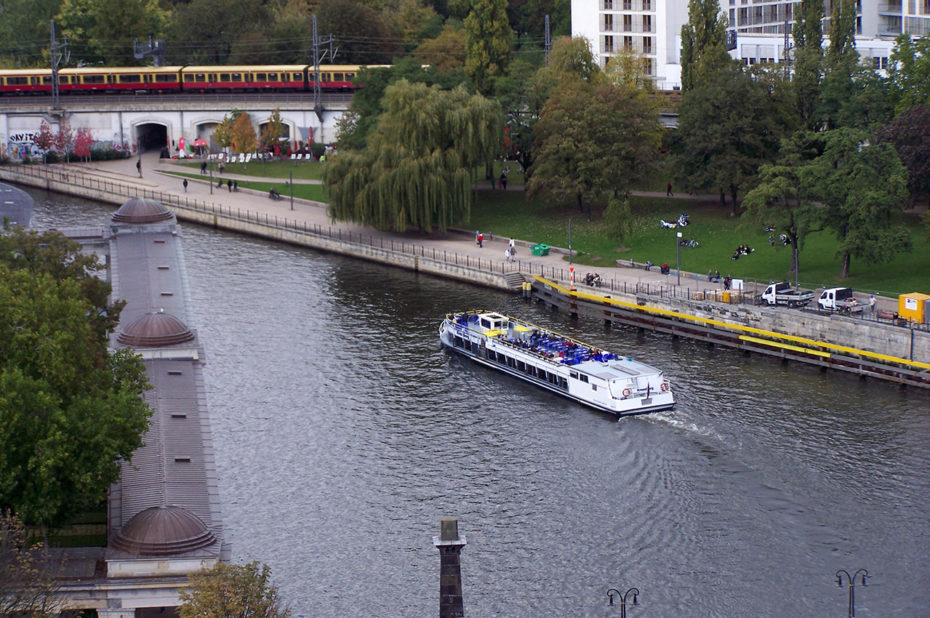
[
  {"left": 292, "top": 72, "right": 302, "bottom": 81},
  {"left": 41, "top": 76, "right": 52, "bottom": 84},
  {"left": 267, "top": 72, "right": 277, "bottom": 81},
  {"left": 345, "top": 72, "right": 354, "bottom": 81},
  {"left": 121, "top": 74, "right": 141, "bottom": 83},
  {"left": 8, "top": 77, "right": 27, "bottom": 85},
  {"left": 220, "top": 73, "right": 230, "bottom": 82},
  {"left": 207, "top": 74, "right": 216, "bottom": 82},
  {"left": 155, "top": 74, "right": 175, "bottom": 83},
  {"left": 231, "top": 73, "right": 241, "bottom": 82},
  {"left": 332, "top": 73, "right": 344, "bottom": 81},
  {"left": 144, "top": 74, "right": 152, "bottom": 83},
  {"left": 256, "top": 73, "right": 266, "bottom": 81},
  {"left": 84, "top": 75, "right": 104, "bottom": 84}
]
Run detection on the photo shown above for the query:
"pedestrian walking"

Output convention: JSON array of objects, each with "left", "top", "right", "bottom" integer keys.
[
  {"left": 200, "top": 161, "right": 207, "bottom": 174},
  {"left": 232, "top": 180, "right": 238, "bottom": 192},
  {"left": 182, "top": 178, "right": 188, "bottom": 192},
  {"left": 666, "top": 182, "right": 673, "bottom": 197},
  {"left": 227, "top": 179, "right": 232, "bottom": 192},
  {"left": 136, "top": 159, "right": 142, "bottom": 177},
  {"left": 869, "top": 294, "right": 876, "bottom": 315},
  {"left": 500, "top": 172, "right": 507, "bottom": 190},
  {"left": 477, "top": 232, "right": 484, "bottom": 248}
]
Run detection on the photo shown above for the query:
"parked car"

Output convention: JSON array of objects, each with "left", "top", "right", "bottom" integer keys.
[
  {"left": 818, "top": 287, "right": 865, "bottom": 313},
  {"left": 760, "top": 281, "right": 815, "bottom": 307}
]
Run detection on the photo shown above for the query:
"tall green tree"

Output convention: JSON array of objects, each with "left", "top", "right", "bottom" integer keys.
[
  {"left": 318, "top": 0, "right": 404, "bottom": 64},
  {"left": 464, "top": 0, "right": 513, "bottom": 94},
  {"left": 166, "top": 0, "right": 271, "bottom": 64},
  {"left": 675, "top": 64, "right": 795, "bottom": 215},
  {"left": 792, "top": 0, "right": 824, "bottom": 129},
  {"left": 528, "top": 80, "right": 661, "bottom": 221},
  {"left": 887, "top": 34, "right": 930, "bottom": 113},
  {"left": 57, "top": 0, "right": 168, "bottom": 66},
  {"left": 325, "top": 79, "right": 502, "bottom": 232},
  {"left": 874, "top": 105, "right": 930, "bottom": 208},
  {"left": 679, "top": 0, "right": 730, "bottom": 92},
  {"left": 179, "top": 561, "right": 289, "bottom": 618},
  {"left": 803, "top": 128, "right": 910, "bottom": 278},
  {"left": 0, "top": 0, "right": 59, "bottom": 68},
  {"left": 742, "top": 132, "right": 826, "bottom": 281},
  {"left": 0, "top": 229, "right": 152, "bottom": 527},
  {"left": 826, "top": 0, "right": 858, "bottom": 67}
]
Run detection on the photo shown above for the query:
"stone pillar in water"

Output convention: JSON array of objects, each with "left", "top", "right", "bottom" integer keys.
[{"left": 433, "top": 516, "right": 467, "bottom": 617}]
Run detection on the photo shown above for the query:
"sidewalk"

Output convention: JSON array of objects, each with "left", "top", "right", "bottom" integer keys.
[{"left": 57, "top": 154, "right": 894, "bottom": 312}]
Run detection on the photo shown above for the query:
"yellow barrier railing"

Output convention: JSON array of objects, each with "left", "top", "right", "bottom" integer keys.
[{"left": 533, "top": 276, "right": 930, "bottom": 372}]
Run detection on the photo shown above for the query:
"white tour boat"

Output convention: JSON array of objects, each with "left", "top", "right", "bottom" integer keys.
[{"left": 439, "top": 310, "right": 674, "bottom": 417}]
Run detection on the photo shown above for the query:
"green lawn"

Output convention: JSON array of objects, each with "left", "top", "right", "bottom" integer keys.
[
  {"left": 467, "top": 190, "right": 930, "bottom": 297},
  {"left": 165, "top": 170, "right": 328, "bottom": 201},
  {"left": 165, "top": 162, "right": 928, "bottom": 296},
  {"left": 174, "top": 158, "right": 324, "bottom": 180}
]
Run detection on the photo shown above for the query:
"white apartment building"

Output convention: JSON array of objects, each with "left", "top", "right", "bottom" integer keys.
[{"left": 571, "top": 0, "right": 930, "bottom": 89}]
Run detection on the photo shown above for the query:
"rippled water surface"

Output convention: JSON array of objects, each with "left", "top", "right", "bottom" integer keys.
[{"left": 30, "top": 187, "right": 930, "bottom": 617}]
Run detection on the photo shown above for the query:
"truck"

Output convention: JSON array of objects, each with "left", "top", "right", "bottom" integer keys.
[
  {"left": 818, "top": 287, "right": 866, "bottom": 313},
  {"left": 760, "top": 281, "right": 815, "bottom": 307}
]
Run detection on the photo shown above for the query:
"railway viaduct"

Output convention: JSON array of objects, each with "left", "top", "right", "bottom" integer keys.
[{"left": 0, "top": 93, "right": 352, "bottom": 159}]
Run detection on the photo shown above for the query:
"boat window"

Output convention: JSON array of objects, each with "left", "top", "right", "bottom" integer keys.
[
  {"left": 579, "top": 375, "right": 589, "bottom": 383},
  {"left": 517, "top": 361, "right": 525, "bottom": 372},
  {"left": 570, "top": 371, "right": 578, "bottom": 379},
  {"left": 592, "top": 384, "right": 597, "bottom": 391},
  {"left": 480, "top": 318, "right": 491, "bottom": 329}
]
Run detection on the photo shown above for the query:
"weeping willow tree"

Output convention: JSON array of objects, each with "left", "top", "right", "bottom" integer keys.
[{"left": 325, "top": 79, "right": 503, "bottom": 233}]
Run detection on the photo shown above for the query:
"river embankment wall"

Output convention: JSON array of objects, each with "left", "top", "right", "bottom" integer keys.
[{"left": 3, "top": 166, "right": 927, "bottom": 375}]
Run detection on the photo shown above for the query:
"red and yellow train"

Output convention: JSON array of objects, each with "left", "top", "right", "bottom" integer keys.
[{"left": 0, "top": 64, "right": 386, "bottom": 95}]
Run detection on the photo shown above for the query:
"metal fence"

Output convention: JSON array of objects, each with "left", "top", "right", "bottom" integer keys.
[{"left": 4, "top": 163, "right": 927, "bottom": 333}]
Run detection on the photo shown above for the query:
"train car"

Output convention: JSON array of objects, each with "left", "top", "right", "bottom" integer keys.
[
  {"left": 312, "top": 65, "right": 391, "bottom": 90},
  {"left": 180, "top": 65, "right": 307, "bottom": 92},
  {"left": 58, "top": 66, "right": 183, "bottom": 93},
  {"left": 0, "top": 68, "right": 53, "bottom": 94}
]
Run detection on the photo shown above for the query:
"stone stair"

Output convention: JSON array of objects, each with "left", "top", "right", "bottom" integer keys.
[{"left": 503, "top": 271, "right": 526, "bottom": 290}]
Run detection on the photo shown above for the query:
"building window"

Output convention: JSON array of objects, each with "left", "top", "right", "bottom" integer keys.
[
  {"left": 642, "top": 14, "right": 652, "bottom": 31},
  {"left": 643, "top": 58, "right": 653, "bottom": 75},
  {"left": 604, "top": 13, "right": 614, "bottom": 30},
  {"left": 604, "top": 0, "right": 613, "bottom": 9},
  {"left": 643, "top": 0, "right": 652, "bottom": 9},
  {"left": 643, "top": 36, "right": 653, "bottom": 54},
  {"left": 623, "top": 14, "right": 632, "bottom": 31},
  {"left": 624, "top": 35, "right": 634, "bottom": 50},
  {"left": 623, "top": 0, "right": 632, "bottom": 9},
  {"left": 605, "top": 35, "right": 615, "bottom": 52}
]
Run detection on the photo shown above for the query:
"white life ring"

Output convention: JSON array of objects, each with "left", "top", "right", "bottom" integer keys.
[{"left": 622, "top": 388, "right": 631, "bottom": 398}]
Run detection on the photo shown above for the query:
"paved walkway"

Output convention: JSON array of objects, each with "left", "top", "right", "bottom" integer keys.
[{"left": 53, "top": 153, "right": 895, "bottom": 313}]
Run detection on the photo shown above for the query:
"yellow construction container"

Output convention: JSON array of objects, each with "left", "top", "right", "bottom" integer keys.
[{"left": 898, "top": 292, "right": 930, "bottom": 323}]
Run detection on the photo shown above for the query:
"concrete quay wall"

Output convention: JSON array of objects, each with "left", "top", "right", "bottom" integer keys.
[
  {"left": 652, "top": 294, "right": 928, "bottom": 365},
  {"left": 5, "top": 168, "right": 926, "bottom": 368}
]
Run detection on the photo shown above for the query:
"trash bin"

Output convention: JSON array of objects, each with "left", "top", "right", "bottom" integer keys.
[
  {"left": 531, "top": 243, "right": 550, "bottom": 256},
  {"left": 722, "top": 291, "right": 731, "bottom": 303}
]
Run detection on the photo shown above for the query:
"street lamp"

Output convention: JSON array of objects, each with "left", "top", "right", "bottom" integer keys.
[
  {"left": 676, "top": 231, "right": 682, "bottom": 286},
  {"left": 836, "top": 569, "right": 868, "bottom": 617},
  {"left": 606, "top": 587, "right": 639, "bottom": 618}
]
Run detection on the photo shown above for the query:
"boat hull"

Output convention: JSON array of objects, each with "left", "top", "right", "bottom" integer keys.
[{"left": 439, "top": 311, "right": 674, "bottom": 418}]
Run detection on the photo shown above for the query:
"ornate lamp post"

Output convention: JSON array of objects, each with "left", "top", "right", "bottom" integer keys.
[
  {"left": 836, "top": 568, "right": 868, "bottom": 617},
  {"left": 606, "top": 587, "right": 639, "bottom": 618}
]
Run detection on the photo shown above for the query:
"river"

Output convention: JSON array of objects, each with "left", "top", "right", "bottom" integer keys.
[{"left": 29, "top": 188, "right": 930, "bottom": 617}]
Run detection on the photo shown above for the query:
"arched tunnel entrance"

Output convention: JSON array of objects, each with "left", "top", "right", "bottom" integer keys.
[{"left": 135, "top": 123, "right": 168, "bottom": 157}]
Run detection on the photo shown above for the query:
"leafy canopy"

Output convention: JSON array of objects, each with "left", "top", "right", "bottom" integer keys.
[
  {"left": 325, "top": 79, "right": 503, "bottom": 232},
  {"left": 0, "top": 229, "right": 151, "bottom": 526},
  {"left": 179, "top": 561, "right": 289, "bottom": 618}
]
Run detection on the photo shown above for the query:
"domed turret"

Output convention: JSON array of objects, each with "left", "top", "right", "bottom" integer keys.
[
  {"left": 111, "top": 197, "right": 174, "bottom": 224},
  {"left": 112, "top": 505, "right": 216, "bottom": 556},
  {"left": 117, "top": 309, "right": 195, "bottom": 347}
]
